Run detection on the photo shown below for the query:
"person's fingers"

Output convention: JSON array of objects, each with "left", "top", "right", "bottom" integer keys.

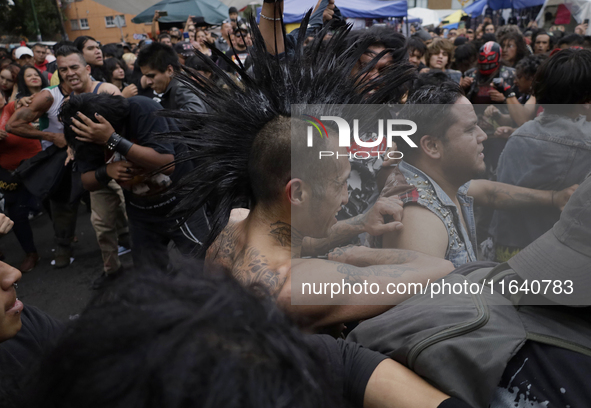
[
  {"left": 70, "top": 117, "right": 89, "bottom": 133},
  {"left": 75, "top": 112, "right": 94, "bottom": 127},
  {"left": 370, "top": 221, "right": 403, "bottom": 235},
  {"left": 94, "top": 113, "right": 110, "bottom": 125}
]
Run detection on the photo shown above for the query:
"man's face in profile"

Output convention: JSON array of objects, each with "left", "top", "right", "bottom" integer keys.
[
  {"left": 438, "top": 98, "right": 488, "bottom": 181},
  {"left": 0, "top": 261, "right": 23, "bottom": 342}
]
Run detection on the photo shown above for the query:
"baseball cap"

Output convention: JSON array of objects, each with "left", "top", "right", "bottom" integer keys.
[
  {"left": 15, "top": 46, "right": 34, "bottom": 59},
  {"left": 509, "top": 176, "right": 591, "bottom": 306},
  {"left": 174, "top": 41, "right": 195, "bottom": 57}
]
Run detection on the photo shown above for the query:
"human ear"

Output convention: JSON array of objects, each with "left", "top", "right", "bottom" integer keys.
[
  {"left": 286, "top": 179, "right": 308, "bottom": 206},
  {"left": 420, "top": 135, "right": 441, "bottom": 159}
]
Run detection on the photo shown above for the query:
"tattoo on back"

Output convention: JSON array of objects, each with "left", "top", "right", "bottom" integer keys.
[{"left": 207, "top": 222, "right": 288, "bottom": 297}]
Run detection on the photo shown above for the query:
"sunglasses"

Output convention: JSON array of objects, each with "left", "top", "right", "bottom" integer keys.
[{"left": 467, "top": 30, "right": 474, "bottom": 34}]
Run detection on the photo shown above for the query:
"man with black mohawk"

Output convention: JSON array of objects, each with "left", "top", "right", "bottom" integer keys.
[{"left": 166, "top": 13, "right": 454, "bottom": 331}]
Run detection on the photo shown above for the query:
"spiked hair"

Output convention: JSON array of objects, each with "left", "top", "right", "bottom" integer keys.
[{"left": 164, "top": 13, "right": 416, "bottom": 251}]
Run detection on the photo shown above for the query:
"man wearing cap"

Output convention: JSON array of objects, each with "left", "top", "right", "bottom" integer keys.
[
  {"left": 174, "top": 42, "right": 195, "bottom": 66},
  {"left": 223, "top": 7, "right": 245, "bottom": 31},
  {"left": 14, "top": 47, "right": 34, "bottom": 67},
  {"left": 137, "top": 42, "right": 207, "bottom": 113}
]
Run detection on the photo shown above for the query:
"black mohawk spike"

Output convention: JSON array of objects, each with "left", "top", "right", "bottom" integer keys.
[{"left": 161, "top": 14, "right": 417, "bottom": 253}]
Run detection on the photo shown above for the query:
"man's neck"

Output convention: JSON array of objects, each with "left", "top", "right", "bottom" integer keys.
[
  {"left": 411, "top": 159, "right": 466, "bottom": 204},
  {"left": 248, "top": 206, "right": 300, "bottom": 259}
]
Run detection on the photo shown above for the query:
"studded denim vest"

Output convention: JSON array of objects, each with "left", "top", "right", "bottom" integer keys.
[{"left": 398, "top": 161, "right": 478, "bottom": 267}]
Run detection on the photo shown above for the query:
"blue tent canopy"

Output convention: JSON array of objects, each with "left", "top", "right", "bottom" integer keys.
[
  {"left": 514, "top": 0, "right": 545, "bottom": 8},
  {"left": 284, "top": 0, "right": 408, "bottom": 23},
  {"left": 464, "top": 0, "right": 487, "bottom": 16},
  {"left": 461, "top": 0, "right": 544, "bottom": 14}
]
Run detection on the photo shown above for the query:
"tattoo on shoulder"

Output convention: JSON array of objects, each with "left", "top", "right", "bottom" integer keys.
[{"left": 234, "top": 247, "right": 287, "bottom": 296}]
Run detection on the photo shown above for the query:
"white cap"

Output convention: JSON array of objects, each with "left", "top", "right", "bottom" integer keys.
[{"left": 15, "top": 46, "right": 34, "bottom": 59}]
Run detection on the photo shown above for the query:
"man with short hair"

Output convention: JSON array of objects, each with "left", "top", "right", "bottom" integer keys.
[
  {"left": 378, "top": 83, "right": 577, "bottom": 267},
  {"left": 13, "top": 47, "right": 33, "bottom": 67},
  {"left": 31, "top": 43, "right": 48, "bottom": 74},
  {"left": 157, "top": 33, "right": 172, "bottom": 46},
  {"left": 137, "top": 42, "right": 207, "bottom": 113},
  {"left": 532, "top": 30, "right": 552, "bottom": 54}
]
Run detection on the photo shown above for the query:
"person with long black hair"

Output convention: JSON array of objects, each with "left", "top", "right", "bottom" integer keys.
[
  {"left": 15, "top": 65, "right": 48, "bottom": 100},
  {"left": 103, "top": 58, "right": 137, "bottom": 98}
]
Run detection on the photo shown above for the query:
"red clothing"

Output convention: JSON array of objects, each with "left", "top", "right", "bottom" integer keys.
[
  {"left": 34, "top": 61, "right": 47, "bottom": 73},
  {"left": 0, "top": 101, "right": 41, "bottom": 171},
  {"left": 35, "top": 61, "right": 51, "bottom": 80}
]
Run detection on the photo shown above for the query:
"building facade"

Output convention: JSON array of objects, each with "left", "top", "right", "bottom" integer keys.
[{"left": 62, "top": 0, "right": 151, "bottom": 44}]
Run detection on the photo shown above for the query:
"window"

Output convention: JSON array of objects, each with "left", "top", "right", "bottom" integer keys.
[
  {"left": 80, "top": 18, "right": 89, "bottom": 29},
  {"left": 106, "top": 15, "right": 126, "bottom": 28},
  {"left": 70, "top": 19, "right": 79, "bottom": 30}
]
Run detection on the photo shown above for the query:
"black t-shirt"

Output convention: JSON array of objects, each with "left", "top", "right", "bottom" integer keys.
[
  {"left": 308, "top": 335, "right": 471, "bottom": 408},
  {"left": 76, "top": 96, "right": 192, "bottom": 219},
  {"left": 307, "top": 335, "right": 387, "bottom": 407},
  {"left": 490, "top": 340, "right": 591, "bottom": 407},
  {"left": 218, "top": 48, "right": 251, "bottom": 72}
]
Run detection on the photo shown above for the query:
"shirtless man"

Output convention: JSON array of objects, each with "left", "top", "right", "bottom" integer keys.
[
  {"left": 169, "top": 22, "right": 454, "bottom": 330},
  {"left": 7, "top": 46, "right": 129, "bottom": 282}
]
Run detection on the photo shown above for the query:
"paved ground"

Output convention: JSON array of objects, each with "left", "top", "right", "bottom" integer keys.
[{"left": 0, "top": 206, "right": 133, "bottom": 322}]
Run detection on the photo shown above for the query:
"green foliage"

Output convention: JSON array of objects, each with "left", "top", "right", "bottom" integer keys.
[{"left": 0, "top": 0, "right": 64, "bottom": 40}]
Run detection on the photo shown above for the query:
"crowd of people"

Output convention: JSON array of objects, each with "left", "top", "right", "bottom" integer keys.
[{"left": 0, "top": 0, "right": 591, "bottom": 406}]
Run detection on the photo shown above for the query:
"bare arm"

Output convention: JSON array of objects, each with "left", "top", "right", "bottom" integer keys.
[
  {"left": 364, "top": 359, "right": 449, "bottom": 408},
  {"left": 302, "top": 196, "right": 404, "bottom": 257},
  {"left": 97, "top": 82, "right": 123, "bottom": 96},
  {"left": 151, "top": 10, "right": 160, "bottom": 39},
  {"left": 382, "top": 204, "right": 449, "bottom": 259},
  {"left": 6, "top": 91, "right": 66, "bottom": 147},
  {"left": 259, "top": 0, "right": 284, "bottom": 55},
  {"left": 506, "top": 95, "right": 537, "bottom": 127},
  {"left": 279, "top": 253, "right": 453, "bottom": 329},
  {"left": 468, "top": 179, "right": 578, "bottom": 211}
]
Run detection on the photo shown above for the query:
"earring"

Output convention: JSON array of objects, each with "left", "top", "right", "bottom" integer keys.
[{"left": 13, "top": 282, "right": 18, "bottom": 289}]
